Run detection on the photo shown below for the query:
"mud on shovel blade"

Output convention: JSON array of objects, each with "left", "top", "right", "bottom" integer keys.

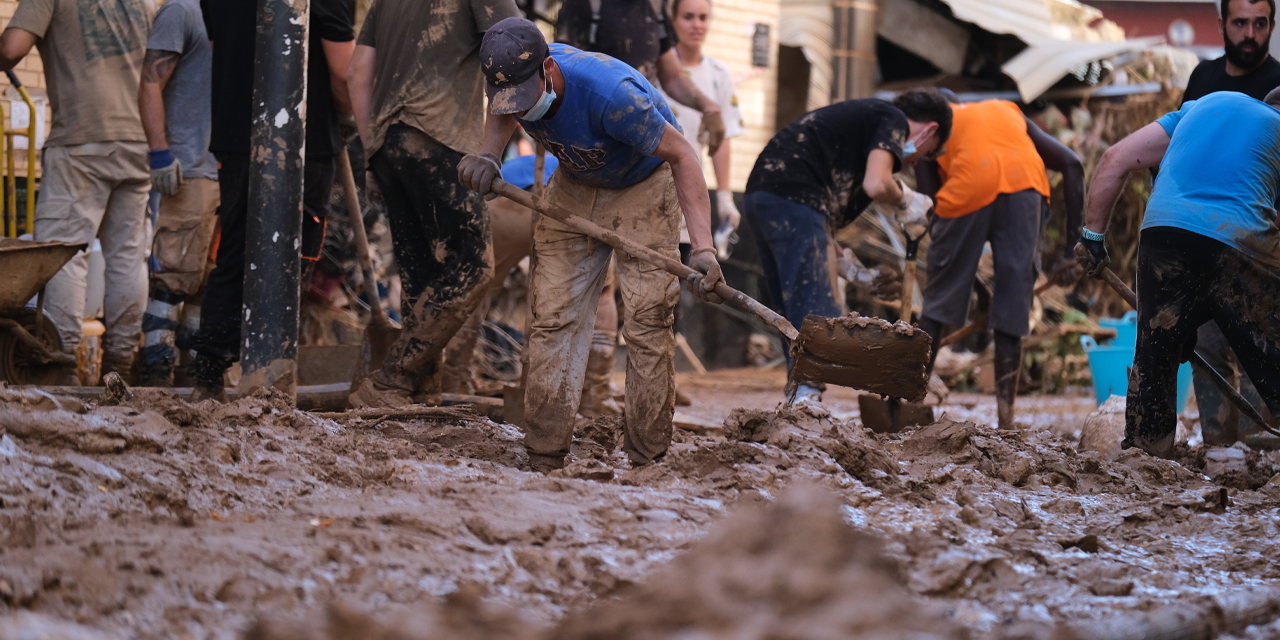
[
  {"left": 339, "top": 150, "right": 401, "bottom": 392},
  {"left": 789, "top": 314, "right": 932, "bottom": 403}
]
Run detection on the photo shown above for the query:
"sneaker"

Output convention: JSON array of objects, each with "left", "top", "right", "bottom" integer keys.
[
  {"left": 790, "top": 384, "right": 829, "bottom": 418},
  {"left": 349, "top": 375, "right": 414, "bottom": 409}
]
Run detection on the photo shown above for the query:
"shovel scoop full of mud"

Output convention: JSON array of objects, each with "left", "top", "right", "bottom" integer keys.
[{"left": 790, "top": 313, "right": 932, "bottom": 403}]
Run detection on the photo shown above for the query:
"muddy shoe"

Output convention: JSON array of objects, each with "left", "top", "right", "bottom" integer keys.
[
  {"left": 790, "top": 384, "right": 830, "bottom": 418},
  {"left": 527, "top": 451, "right": 567, "bottom": 474},
  {"left": 188, "top": 355, "right": 229, "bottom": 403},
  {"left": 349, "top": 376, "right": 414, "bottom": 409}
]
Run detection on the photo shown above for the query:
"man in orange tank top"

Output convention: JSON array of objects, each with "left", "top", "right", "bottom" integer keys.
[{"left": 915, "top": 92, "right": 1085, "bottom": 429}]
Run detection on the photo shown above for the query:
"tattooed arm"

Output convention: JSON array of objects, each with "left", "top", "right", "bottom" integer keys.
[{"left": 138, "top": 49, "right": 181, "bottom": 152}]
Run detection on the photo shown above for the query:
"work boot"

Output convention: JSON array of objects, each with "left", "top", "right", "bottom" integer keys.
[
  {"left": 349, "top": 373, "right": 414, "bottom": 409},
  {"left": 674, "top": 385, "right": 693, "bottom": 407},
  {"left": 1123, "top": 430, "right": 1176, "bottom": 460},
  {"left": 527, "top": 450, "right": 566, "bottom": 474},
  {"left": 993, "top": 331, "right": 1021, "bottom": 430},
  {"left": 140, "top": 288, "right": 183, "bottom": 387},
  {"left": 439, "top": 359, "right": 475, "bottom": 396},
  {"left": 189, "top": 354, "right": 229, "bottom": 403}
]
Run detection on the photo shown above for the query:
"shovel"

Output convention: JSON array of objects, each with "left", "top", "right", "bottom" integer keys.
[
  {"left": 489, "top": 179, "right": 932, "bottom": 402},
  {"left": 1083, "top": 251, "right": 1280, "bottom": 438},
  {"left": 339, "top": 150, "right": 401, "bottom": 392}
]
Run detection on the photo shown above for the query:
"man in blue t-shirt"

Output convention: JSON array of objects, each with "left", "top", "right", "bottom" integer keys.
[
  {"left": 1076, "top": 90, "right": 1280, "bottom": 459},
  {"left": 457, "top": 17, "right": 721, "bottom": 471}
]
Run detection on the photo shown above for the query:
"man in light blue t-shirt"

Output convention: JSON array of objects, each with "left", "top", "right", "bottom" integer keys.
[
  {"left": 1075, "top": 89, "right": 1280, "bottom": 459},
  {"left": 457, "top": 17, "right": 721, "bottom": 471},
  {"left": 137, "top": 0, "right": 219, "bottom": 387}
]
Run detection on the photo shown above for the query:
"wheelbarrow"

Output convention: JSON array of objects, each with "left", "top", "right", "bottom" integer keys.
[{"left": 0, "top": 238, "right": 84, "bottom": 384}]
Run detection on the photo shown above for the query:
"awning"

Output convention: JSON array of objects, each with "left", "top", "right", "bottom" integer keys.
[{"left": 938, "top": 0, "right": 1164, "bottom": 101}]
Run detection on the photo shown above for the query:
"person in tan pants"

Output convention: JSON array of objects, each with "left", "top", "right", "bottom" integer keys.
[{"left": 458, "top": 19, "right": 722, "bottom": 471}]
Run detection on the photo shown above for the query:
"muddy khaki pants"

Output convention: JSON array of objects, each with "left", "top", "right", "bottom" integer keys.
[
  {"left": 35, "top": 142, "right": 150, "bottom": 366},
  {"left": 524, "top": 166, "right": 681, "bottom": 467}
]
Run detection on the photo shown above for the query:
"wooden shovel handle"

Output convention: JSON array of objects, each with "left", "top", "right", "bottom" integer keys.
[
  {"left": 491, "top": 179, "right": 799, "bottom": 340},
  {"left": 336, "top": 151, "right": 390, "bottom": 328}
]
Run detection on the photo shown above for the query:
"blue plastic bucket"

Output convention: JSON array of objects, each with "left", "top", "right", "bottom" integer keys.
[
  {"left": 1099, "top": 311, "right": 1139, "bottom": 347},
  {"left": 1080, "top": 335, "right": 1191, "bottom": 411}
]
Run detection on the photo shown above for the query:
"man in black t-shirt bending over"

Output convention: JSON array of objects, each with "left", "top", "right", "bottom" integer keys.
[
  {"left": 1178, "top": 0, "right": 1279, "bottom": 444},
  {"left": 743, "top": 89, "right": 952, "bottom": 409}
]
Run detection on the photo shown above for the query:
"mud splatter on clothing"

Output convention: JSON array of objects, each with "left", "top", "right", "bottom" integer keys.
[
  {"left": 519, "top": 44, "right": 679, "bottom": 189},
  {"left": 746, "top": 99, "right": 907, "bottom": 229},
  {"left": 369, "top": 124, "right": 492, "bottom": 391},
  {"left": 356, "top": 0, "right": 520, "bottom": 158},
  {"left": 1126, "top": 227, "right": 1280, "bottom": 451},
  {"left": 555, "top": 0, "right": 675, "bottom": 83}
]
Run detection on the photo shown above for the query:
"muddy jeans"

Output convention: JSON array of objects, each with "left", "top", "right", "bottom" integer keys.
[
  {"left": 35, "top": 142, "right": 150, "bottom": 361},
  {"left": 525, "top": 166, "right": 681, "bottom": 466},
  {"left": 369, "top": 124, "right": 492, "bottom": 391},
  {"left": 1127, "top": 227, "right": 1280, "bottom": 453},
  {"left": 742, "top": 190, "right": 841, "bottom": 383}
]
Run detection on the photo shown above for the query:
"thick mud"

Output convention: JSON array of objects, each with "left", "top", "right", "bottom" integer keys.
[{"left": 2, "top": 371, "right": 1279, "bottom": 639}]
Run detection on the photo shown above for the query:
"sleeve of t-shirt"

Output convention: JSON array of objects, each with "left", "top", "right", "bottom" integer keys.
[
  {"left": 472, "top": 0, "right": 521, "bottom": 32},
  {"left": 1157, "top": 100, "right": 1194, "bottom": 137},
  {"left": 871, "top": 105, "right": 907, "bottom": 161},
  {"left": 145, "top": 2, "right": 188, "bottom": 53},
  {"left": 9, "top": 0, "right": 56, "bottom": 39},
  {"left": 603, "top": 80, "right": 670, "bottom": 156},
  {"left": 355, "top": 0, "right": 377, "bottom": 47},
  {"left": 313, "top": 0, "right": 354, "bottom": 43},
  {"left": 713, "top": 62, "right": 746, "bottom": 139}
]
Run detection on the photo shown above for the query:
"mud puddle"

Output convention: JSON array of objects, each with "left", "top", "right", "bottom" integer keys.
[{"left": 2, "top": 371, "right": 1279, "bottom": 639}]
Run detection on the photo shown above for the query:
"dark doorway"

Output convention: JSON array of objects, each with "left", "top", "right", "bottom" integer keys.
[{"left": 775, "top": 45, "right": 812, "bottom": 131}]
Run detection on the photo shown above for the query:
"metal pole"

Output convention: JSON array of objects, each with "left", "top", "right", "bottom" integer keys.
[{"left": 240, "top": 0, "right": 309, "bottom": 400}]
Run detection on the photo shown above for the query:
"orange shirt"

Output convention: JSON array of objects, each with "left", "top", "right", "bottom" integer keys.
[{"left": 935, "top": 100, "right": 1050, "bottom": 218}]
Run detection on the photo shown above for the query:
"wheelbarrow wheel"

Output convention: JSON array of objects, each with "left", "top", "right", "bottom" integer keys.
[{"left": 0, "top": 308, "right": 67, "bottom": 386}]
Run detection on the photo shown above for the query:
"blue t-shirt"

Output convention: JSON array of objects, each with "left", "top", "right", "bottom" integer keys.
[
  {"left": 1146, "top": 92, "right": 1280, "bottom": 267},
  {"left": 501, "top": 154, "right": 559, "bottom": 189},
  {"left": 518, "top": 44, "right": 680, "bottom": 189}
]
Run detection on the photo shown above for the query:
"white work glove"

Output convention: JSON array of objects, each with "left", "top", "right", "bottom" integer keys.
[
  {"left": 895, "top": 179, "right": 932, "bottom": 237},
  {"left": 714, "top": 190, "right": 741, "bottom": 260}
]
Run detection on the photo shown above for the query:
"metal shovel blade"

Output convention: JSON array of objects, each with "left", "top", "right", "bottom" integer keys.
[{"left": 790, "top": 314, "right": 933, "bottom": 402}]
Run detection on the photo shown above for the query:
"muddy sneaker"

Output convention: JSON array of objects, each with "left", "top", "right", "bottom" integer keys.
[
  {"left": 349, "top": 376, "right": 414, "bottom": 409},
  {"left": 790, "top": 384, "right": 829, "bottom": 418}
]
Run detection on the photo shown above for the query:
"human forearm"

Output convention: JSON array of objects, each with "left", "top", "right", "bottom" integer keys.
[
  {"left": 1026, "top": 117, "right": 1084, "bottom": 248},
  {"left": 479, "top": 114, "right": 518, "bottom": 159},
  {"left": 655, "top": 124, "right": 713, "bottom": 250},
  {"left": 323, "top": 39, "right": 355, "bottom": 115},
  {"left": 864, "top": 149, "right": 904, "bottom": 204},
  {"left": 1084, "top": 122, "right": 1170, "bottom": 233},
  {"left": 347, "top": 45, "right": 375, "bottom": 146},
  {"left": 711, "top": 137, "right": 731, "bottom": 190},
  {"left": 657, "top": 50, "right": 717, "bottom": 114},
  {"left": 138, "top": 83, "right": 168, "bottom": 151}
]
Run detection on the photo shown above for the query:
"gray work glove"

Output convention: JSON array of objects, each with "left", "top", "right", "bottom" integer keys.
[
  {"left": 457, "top": 152, "right": 502, "bottom": 196},
  {"left": 148, "top": 149, "right": 182, "bottom": 197},
  {"left": 699, "top": 109, "right": 726, "bottom": 157},
  {"left": 687, "top": 247, "right": 725, "bottom": 304}
]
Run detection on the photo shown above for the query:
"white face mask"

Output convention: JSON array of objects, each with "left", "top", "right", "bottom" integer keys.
[{"left": 522, "top": 74, "right": 557, "bottom": 122}]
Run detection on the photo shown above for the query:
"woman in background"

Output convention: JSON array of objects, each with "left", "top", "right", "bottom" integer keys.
[{"left": 667, "top": 0, "right": 746, "bottom": 257}]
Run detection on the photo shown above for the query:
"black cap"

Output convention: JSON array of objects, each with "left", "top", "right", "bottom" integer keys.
[{"left": 481, "top": 17, "right": 549, "bottom": 115}]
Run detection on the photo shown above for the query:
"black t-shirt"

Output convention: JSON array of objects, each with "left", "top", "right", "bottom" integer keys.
[
  {"left": 204, "top": 0, "right": 353, "bottom": 157},
  {"left": 746, "top": 99, "right": 908, "bottom": 228},
  {"left": 307, "top": 0, "right": 355, "bottom": 157},
  {"left": 1181, "top": 55, "right": 1280, "bottom": 104},
  {"left": 555, "top": 0, "right": 674, "bottom": 80}
]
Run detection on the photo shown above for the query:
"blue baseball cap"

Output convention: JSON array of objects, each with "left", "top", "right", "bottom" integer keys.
[{"left": 481, "top": 17, "right": 549, "bottom": 115}]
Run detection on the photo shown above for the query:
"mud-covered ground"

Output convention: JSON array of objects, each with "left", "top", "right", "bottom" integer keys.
[{"left": 2, "top": 369, "right": 1280, "bottom": 639}]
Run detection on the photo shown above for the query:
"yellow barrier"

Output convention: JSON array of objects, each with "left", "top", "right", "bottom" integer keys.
[{"left": 4, "top": 70, "right": 37, "bottom": 238}]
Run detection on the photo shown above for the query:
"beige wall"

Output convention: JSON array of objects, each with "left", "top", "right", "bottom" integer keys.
[{"left": 697, "top": 0, "right": 781, "bottom": 193}]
